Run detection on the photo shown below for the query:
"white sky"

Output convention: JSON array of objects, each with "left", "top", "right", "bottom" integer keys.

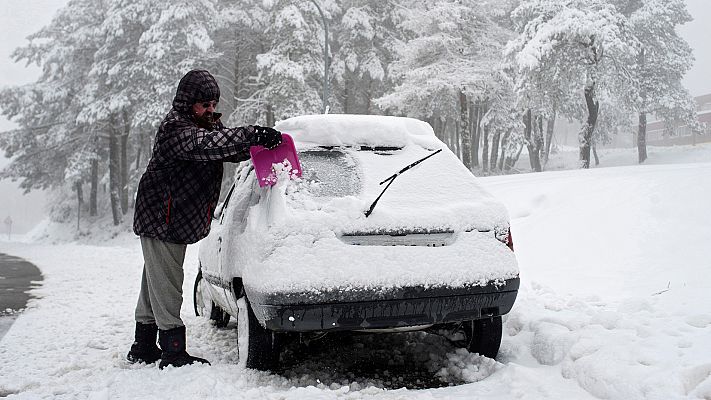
[{"left": 679, "top": 0, "right": 711, "bottom": 96}]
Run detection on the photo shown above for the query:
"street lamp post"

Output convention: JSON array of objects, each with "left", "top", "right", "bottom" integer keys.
[{"left": 309, "top": 0, "right": 329, "bottom": 114}]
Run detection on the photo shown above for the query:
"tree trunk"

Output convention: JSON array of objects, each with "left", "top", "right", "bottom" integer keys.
[
  {"left": 637, "top": 48, "right": 648, "bottom": 163},
  {"left": 593, "top": 143, "right": 600, "bottom": 166},
  {"left": 445, "top": 117, "right": 453, "bottom": 152},
  {"left": 90, "top": 158, "right": 98, "bottom": 217},
  {"left": 638, "top": 112, "right": 648, "bottom": 163},
  {"left": 579, "top": 81, "right": 600, "bottom": 169},
  {"left": 505, "top": 142, "right": 524, "bottom": 171},
  {"left": 470, "top": 102, "right": 480, "bottom": 167},
  {"left": 120, "top": 111, "right": 130, "bottom": 214},
  {"left": 481, "top": 125, "right": 489, "bottom": 174},
  {"left": 490, "top": 130, "right": 501, "bottom": 171},
  {"left": 458, "top": 91, "right": 471, "bottom": 169},
  {"left": 543, "top": 111, "right": 556, "bottom": 165},
  {"left": 441, "top": 117, "right": 449, "bottom": 145},
  {"left": 90, "top": 134, "right": 98, "bottom": 217},
  {"left": 134, "top": 129, "right": 145, "bottom": 173},
  {"left": 432, "top": 116, "right": 442, "bottom": 141},
  {"left": 108, "top": 115, "right": 122, "bottom": 226},
  {"left": 533, "top": 115, "right": 544, "bottom": 171},
  {"left": 524, "top": 109, "right": 542, "bottom": 172},
  {"left": 454, "top": 121, "right": 461, "bottom": 159},
  {"left": 266, "top": 104, "right": 275, "bottom": 127},
  {"left": 498, "top": 130, "right": 510, "bottom": 171},
  {"left": 364, "top": 78, "right": 373, "bottom": 114},
  {"left": 75, "top": 181, "right": 83, "bottom": 232},
  {"left": 343, "top": 74, "right": 350, "bottom": 114}
]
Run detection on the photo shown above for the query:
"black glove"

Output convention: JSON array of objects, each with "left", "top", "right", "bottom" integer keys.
[{"left": 252, "top": 125, "right": 283, "bottom": 149}]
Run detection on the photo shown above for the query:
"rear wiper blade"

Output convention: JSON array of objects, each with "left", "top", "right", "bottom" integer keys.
[{"left": 364, "top": 148, "right": 443, "bottom": 217}]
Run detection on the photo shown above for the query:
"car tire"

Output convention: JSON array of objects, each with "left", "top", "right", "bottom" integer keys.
[
  {"left": 193, "top": 269, "right": 230, "bottom": 328},
  {"left": 462, "top": 316, "right": 502, "bottom": 359},
  {"left": 236, "top": 297, "right": 281, "bottom": 371}
]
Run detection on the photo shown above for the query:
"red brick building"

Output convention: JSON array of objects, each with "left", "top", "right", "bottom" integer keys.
[{"left": 646, "top": 94, "right": 711, "bottom": 146}]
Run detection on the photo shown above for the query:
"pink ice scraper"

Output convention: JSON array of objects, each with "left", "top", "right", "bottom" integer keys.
[{"left": 249, "top": 133, "right": 302, "bottom": 187}]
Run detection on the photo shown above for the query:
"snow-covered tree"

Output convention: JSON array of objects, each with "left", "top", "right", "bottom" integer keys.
[
  {"left": 1, "top": 0, "right": 227, "bottom": 226},
  {"left": 0, "top": 0, "right": 105, "bottom": 204},
  {"left": 480, "top": 74, "right": 524, "bottom": 173},
  {"left": 624, "top": 0, "right": 696, "bottom": 163},
  {"left": 328, "top": 1, "right": 403, "bottom": 114},
  {"left": 76, "top": 0, "right": 224, "bottom": 223},
  {"left": 378, "top": 0, "right": 514, "bottom": 169},
  {"left": 507, "top": 0, "right": 638, "bottom": 168},
  {"left": 255, "top": 0, "right": 337, "bottom": 123},
  {"left": 209, "top": 0, "right": 269, "bottom": 125}
]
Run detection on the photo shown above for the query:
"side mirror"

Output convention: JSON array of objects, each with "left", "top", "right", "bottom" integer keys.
[{"left": 212, "top": 201, "right": 225, "bottom": 220}]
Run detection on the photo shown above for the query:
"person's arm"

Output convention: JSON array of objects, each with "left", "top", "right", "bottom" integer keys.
[{"left": 162, "top": 119, "right": 257, "bottom": 162}]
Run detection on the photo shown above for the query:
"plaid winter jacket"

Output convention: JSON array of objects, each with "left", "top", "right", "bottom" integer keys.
[{"left": 133, "top": 70, "right": 257, "bottom": 244}]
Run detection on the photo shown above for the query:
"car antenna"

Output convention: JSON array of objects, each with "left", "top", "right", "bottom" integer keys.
[{"left": 364, "top": 148, "right": 443, "bottom": 218}]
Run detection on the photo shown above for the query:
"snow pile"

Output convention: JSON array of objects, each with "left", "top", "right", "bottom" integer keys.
[
  {"left": 481, "top": 162, "right": 711, "bottom": 399},
  {"left": 436, "top": 349, "right": 501, "bottom": 383}
]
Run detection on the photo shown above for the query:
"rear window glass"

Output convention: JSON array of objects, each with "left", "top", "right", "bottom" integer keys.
[{"left": 299, "top": 150, "right": 362, "bottom": 197}]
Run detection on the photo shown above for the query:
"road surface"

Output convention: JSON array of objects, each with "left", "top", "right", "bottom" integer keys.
[{"left": 0, "top": 253, "right": 42, "bottom": 341}]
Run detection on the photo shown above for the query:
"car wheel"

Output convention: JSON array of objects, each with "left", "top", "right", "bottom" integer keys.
[
  {"left": 462, "top": 316, "right": 502, "bottom": 359},
  {"left": 236, "top": 297, "right": 281, "bottom": 371},
  {"left": 193, "top": 269, "right": 230, "bottom": 328}
]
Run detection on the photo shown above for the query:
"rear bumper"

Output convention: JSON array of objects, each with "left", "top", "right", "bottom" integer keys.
[{"left": 250, "top": 278, "right": 519, "bottom": 332}]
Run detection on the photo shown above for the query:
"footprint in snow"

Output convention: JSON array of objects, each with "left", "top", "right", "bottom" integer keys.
[{"left": 685, "top": 315, "right": 711, "bottom": 329}]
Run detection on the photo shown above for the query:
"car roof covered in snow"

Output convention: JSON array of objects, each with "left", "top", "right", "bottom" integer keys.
[{"left": 275, "top": 114, "right": 442, "bottom": 149}]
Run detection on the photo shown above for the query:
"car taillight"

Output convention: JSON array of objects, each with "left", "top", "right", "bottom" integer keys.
[
  {"left": 506, "top": 228, "right": 514, "bottom": 251},
  {"left": 495, "top": 227, "right": 514, "bottom": 251}
]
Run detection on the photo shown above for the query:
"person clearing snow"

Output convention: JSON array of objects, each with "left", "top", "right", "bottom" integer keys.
[{"left": 129, "top": 69, "right": 284, "bottom": 369}]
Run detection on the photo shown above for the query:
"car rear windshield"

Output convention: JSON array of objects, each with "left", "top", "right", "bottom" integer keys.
[{"left": 299, "top": 149, "right": 363, "bottom": 197}]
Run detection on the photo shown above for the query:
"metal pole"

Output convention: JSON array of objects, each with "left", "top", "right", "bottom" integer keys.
[{"left": 309, "top": 0, "right": 329, "bottom": 114}]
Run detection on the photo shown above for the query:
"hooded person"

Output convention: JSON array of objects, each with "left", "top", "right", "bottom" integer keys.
[{"left": 128, "top": 69, "right": 282, "bottom": 369}]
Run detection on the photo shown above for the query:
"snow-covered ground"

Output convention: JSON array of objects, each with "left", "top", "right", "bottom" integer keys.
[{"left": 1, "top": 145, "right": 711, "bottom": 399}]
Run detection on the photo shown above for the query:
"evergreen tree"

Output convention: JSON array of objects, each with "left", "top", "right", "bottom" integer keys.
[
  {"left": 625, "top": 0, "right": 696, "bottom": 163},
  {"left": 507, "top": 0, "right": 637, "bottom": 168},
  {"left": 0, "top": 0, "right": 105, "bottom": 198},
  {"left": 378, "top": 0, "right": 514, "bottom": 170}
]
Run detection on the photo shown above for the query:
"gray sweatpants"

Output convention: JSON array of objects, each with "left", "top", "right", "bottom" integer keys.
[{"left": 135, "top": 236, "right": 187, "bottom": 330}]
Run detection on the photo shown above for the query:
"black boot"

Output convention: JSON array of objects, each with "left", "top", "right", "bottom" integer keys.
[
  {"left": 158, "top": 326, "right": 210, "bottom": 369},
  {"left": 127, "top": 322, "right": 162, "bottom": 364}
]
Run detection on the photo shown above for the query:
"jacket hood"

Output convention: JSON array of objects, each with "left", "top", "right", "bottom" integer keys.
[{"left": 172, "top": 69, "right": 221, "bottom": 114}]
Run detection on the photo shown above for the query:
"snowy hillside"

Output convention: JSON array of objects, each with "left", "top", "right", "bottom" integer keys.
[{"left": 1, "top": 160, "right": 710, "bottom": 399}]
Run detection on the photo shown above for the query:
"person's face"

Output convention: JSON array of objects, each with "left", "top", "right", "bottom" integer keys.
[{"left": 192, "top": 100, "right": 218, "bottom": 118}]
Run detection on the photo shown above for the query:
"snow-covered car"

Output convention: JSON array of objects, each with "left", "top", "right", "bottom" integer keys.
[{"left": 194, "top": 114, "right": 519, "bottom": 371}]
